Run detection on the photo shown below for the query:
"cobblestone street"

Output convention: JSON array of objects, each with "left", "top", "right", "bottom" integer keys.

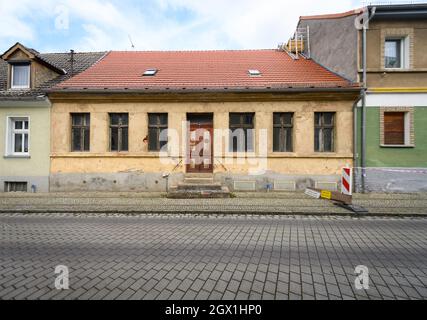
[{"left": 1, "top": 214, "right": 426, "bottom": 300}]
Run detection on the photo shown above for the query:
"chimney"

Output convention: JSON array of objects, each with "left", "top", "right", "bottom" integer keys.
[{"left": 70, "top": 49, "right": 75, "bottom": 76}]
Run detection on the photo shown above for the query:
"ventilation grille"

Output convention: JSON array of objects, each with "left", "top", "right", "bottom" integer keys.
[
  {"left": 274, "top": 181, "right": 296, "bottom": 191},
  {"left": 233, "top": 181, "right": 256, "bottom": 191},
  {"left": 315, "top": 181, "right": 338, "bottom": 191}
]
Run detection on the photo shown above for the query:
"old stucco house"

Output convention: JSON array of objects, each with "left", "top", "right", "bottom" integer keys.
[
  {"left": 0, "top": 43, "right": 106, "bottom": 192},
  {"left": 47, "top": 49, "right": 360, "bottom": 194}
]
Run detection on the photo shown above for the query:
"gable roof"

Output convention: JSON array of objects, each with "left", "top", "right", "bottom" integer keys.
[
  {"left": 52, "top": 49, "right": 358, "bottom": 93},
  {"left": 1, "top": 42, "right": 67, "bottom": 75},
  {"left": 0, "top": 46, "right": 107, "bottom": 100}
]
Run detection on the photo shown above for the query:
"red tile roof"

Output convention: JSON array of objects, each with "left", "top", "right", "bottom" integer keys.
[{"left": 53, "top": 49, "right": 357, "bottom": 92}]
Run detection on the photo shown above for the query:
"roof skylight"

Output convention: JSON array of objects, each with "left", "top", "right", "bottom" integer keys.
[
  {"left": 143, "top": 69, "right": 158, "bottom": 76},
  {"left": 248, "top": 69, "right": 261, "bottom": 76}
]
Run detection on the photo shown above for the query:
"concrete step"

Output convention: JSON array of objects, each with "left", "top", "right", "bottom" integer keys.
[
  {"left": 184, "top": 177, "right": 215, "bottom": 184},
  {"left": 167, "top": 186, "right": 231, "bottom": 199},
  {"left": 177, "top": 182, "right": 222, "bottom": 191}
]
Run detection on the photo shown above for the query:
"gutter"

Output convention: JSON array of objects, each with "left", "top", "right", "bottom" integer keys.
[
  {"left": 0, "top": 96, "right": 51, "bottom": 107},
  {"left": 47, "top": 86, "right": 361, "bottom": 95}
]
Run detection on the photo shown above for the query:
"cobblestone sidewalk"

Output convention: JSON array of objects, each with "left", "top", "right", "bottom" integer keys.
[
  {"left": 1, "top": 214, "right": 426, "bottom": 300},
  {"left": 0, "top": 192, "right": 427, "bottom": 215}
]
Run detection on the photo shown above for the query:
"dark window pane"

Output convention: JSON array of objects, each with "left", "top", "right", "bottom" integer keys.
[
  {"left": 121, "top": 127, "right": 128, "bottom": 151},
  {"left": 84, "top": 114, "right": 90, "bottom": 126},
  {"left": 148, "top": 114, "right": 157, "bottom": 125},
  {"left": 323, "top": 128, "right": 333, "bottom": 152},
  {"left": 24, "top": 134, "right": 29, "bottom": 153},
  {"left": 24, "top": 121, "right": 29, "bottom": 129},
  {"left": 72, "top": 115, "right": 82, "bottom": 126},
  {"left": 283, "top": 113, "right": 293, "bottom": 125},
  {"left": 273, "top": 127, "right": 280, "bottom": 152},
  {"left": 244, "top": 114, "right": 254, "bottom": 126},
  {"left": 72, "top": 128, "right": 82, "bottom": 151},
  {"left": 14, "top": 134, "right": 22, "bottom": 152},
  {"left": 110, "top": 114, "right": 119, "bottom": 125},
  {"left": 315, "top": 113, "right": 321, "bottom": 126},
  {"left": 148, "top": 128, "right": 158, "bottom": 151},
  {"left": 229, "top": 114, "right": 241, "bottom": 126},
  {"left": 110, "top": 127, "right": 118, "bottom": 151},
  {"left": 15, "top": 121, "right": 23, "bottom": 130},
  {"left": 285, "top": 128, "right": 293, "bottom": 152},
  {"left": 273, "top": 113, "right": 281, "bottom": 125},
  {"left": 323, "top": 113, "right": 334, "bottom": 125},
  {"left": 83, "top": 128, "right": 90, "bottom": 151},
  {"left": 159, "top": 114, "right": 168, "bottom": 125},
  {"left": 314, "top": 128, "right": 320, "bottom": 152},
  {"left": 120, "top": 114, "right": 129, "bottom": 125}
]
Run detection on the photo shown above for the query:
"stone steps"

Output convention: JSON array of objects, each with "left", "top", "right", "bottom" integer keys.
[{"left": 167, "top": 173, "right": 231, "bottom": 198}]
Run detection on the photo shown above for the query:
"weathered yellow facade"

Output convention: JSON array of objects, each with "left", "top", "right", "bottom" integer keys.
[{"left": 49, "top": 94, "right": 355, "bottom": 192}]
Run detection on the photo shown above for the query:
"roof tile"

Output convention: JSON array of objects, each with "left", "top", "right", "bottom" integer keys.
[{"left": 54, "top": 50, "right": 356, "bottom": 92}]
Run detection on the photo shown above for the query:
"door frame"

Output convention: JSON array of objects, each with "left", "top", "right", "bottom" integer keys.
[{"left": 186, "top": 113, "right": 214, "bottom": 173}]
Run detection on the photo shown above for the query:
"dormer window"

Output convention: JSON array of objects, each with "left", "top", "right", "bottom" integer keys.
[{"left": 11, "top": 63, "right": 30, "bottom": 89}]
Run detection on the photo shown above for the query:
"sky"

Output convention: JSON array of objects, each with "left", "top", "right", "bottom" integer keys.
[{"left": 0, "top": 0, "right": 411, "bottom": 53}]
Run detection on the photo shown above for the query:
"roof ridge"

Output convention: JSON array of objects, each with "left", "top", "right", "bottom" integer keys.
[
  {"left": 109, "top": 49, "right": 277, "bottom": 53},
  {"left": 40, "top": 51, "right": 107, "bottom": 55},
  {"left": 300, "top": 7, "right": 365, "bottom": 20}
]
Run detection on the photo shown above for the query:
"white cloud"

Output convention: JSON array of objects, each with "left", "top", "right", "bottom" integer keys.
[{"left": 0, "top": 0, "right": 361, "bottom": 52}]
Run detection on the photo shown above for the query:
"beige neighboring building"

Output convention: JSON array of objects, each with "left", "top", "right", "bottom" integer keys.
[
  {"left": 0, "top": 43, "right": 105, "bottom": 192},
  {"left": 48, "top": 50, "right": 360, "bottom": 193}
]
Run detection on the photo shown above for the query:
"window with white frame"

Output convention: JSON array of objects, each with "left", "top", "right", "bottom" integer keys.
[
  {"left": 385, "top": 37, "right": 409, "bottom": 69},
  {"left": 11, "top": 64, "right": 30, "bottom": 89},
  {"left": 6, "top": 117, "right": 30, "bottom": 156}
]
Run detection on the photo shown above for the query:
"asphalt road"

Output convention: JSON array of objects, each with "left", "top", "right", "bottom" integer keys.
[{"left": 1, "top": 213, "right": 426, "bottom": 300}]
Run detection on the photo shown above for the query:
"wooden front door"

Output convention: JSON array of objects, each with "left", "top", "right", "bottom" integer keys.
[{"left": 186, "top": 114, "right": 213, "bottom": 173}]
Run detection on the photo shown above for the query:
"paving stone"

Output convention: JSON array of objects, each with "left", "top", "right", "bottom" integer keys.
[{"left": 1, "top": 214, "right": 426, "bottom": 301}]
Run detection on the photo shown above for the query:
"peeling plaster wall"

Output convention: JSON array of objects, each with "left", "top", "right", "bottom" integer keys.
[{"left": 50, "top": 99, "right": 354, "bottom": 192}]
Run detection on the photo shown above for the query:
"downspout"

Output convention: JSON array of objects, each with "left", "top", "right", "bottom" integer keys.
[{"left": 361, "top": 6, "right": 376, "bottom": 193}]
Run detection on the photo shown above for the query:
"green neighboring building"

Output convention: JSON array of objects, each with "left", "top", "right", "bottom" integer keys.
[{"left": 295, "top": 4, "right": 427, "bottom": 192}]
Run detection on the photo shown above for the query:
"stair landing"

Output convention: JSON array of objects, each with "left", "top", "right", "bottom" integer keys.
[{"left": 167, "top": 174, "right": 231, "bottom": 199}]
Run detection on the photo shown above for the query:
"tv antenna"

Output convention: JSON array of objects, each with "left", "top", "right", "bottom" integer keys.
[{"left": 128, "top": 35, "right": 135, "bottom": 50}]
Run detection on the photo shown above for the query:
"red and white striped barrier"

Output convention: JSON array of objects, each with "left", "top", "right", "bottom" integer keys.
[{"left": 341, "top": 167, "right": 353, "bottom": 196}]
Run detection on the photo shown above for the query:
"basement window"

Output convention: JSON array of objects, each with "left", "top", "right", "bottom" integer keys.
[
  {"left": 248, "top": 69, "right": 261, "bottom": 76},
  {"left": 143, "top": 69, "right": 158, "bottom": 76},
  {"left": 5, "top": 181, "right": 27, "bottom": 192}
]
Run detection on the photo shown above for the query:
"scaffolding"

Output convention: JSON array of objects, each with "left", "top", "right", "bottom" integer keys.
[{"left": 278, "top": 25, "right": 311, "bottom": 60}]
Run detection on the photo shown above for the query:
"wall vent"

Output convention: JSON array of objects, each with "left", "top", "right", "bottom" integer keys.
[
  {"left": 274, "top": 181, "right": 296, "bottom": 191},
  {"left": 315, "top": 181, "right": 338, "bottom": 191},
  {"left": 234, "top": 181, "right": 256, "bottom": 191}
]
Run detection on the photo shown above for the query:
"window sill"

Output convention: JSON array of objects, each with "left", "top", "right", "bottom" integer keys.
[
  {"left": 4, "top": 154, "right": 31, "bottom": 159},
  {"left": 380, "top": 144, "right": 415, "bottom": 148},
  {"left": 9, "top": 87, "right": 31, "bottom": 91}
]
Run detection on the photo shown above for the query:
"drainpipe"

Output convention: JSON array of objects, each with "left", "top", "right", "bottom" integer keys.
[{"left": 361, "top": 6, "right": 376, "bottom": 193}]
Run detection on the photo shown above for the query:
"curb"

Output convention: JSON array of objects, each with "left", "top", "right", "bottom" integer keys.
[{"left": 1, "top": 209, "right": 426, "bottom": 218}]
